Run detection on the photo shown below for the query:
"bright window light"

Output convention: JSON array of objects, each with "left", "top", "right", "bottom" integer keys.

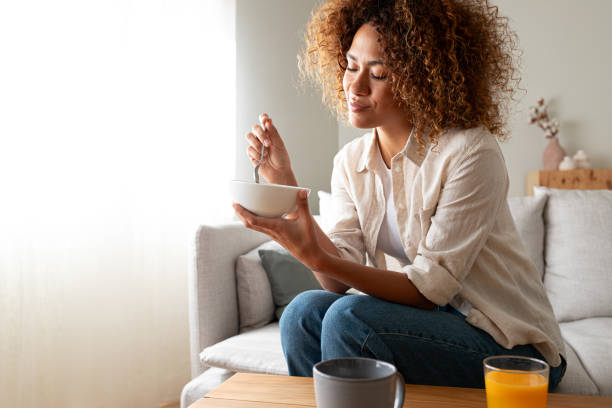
[{"left": 0, "top": 1, "right": 236, "bottom": 406}]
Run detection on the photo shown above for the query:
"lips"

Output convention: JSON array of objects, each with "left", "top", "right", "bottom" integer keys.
[{"left": 349, "top": 101, "right": 370, "bottom": 113}]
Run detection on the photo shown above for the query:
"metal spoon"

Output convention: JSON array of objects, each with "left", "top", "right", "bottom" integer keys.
[{"left": 253, "top": 142, "right": 265, "bottom": 184}]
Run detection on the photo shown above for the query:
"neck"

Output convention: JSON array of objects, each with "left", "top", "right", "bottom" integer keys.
[{"left": 375, "top": 122, "right": 413, "bottom": 168}]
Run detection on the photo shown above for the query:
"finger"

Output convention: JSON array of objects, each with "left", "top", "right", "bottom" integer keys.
[
  {"left": 233, "top": 202, "right": 281, "bottom": 231},
  {"left": 247, "top": 145, "right": 268, "bottom": 163},
  {"left": 284, "top": 189, "right": 308, "bottom": 220},
  {"left": 283, "top": 211, "right": 298, "bottom": 221},
  {"left": 297, "top": 189, "right": 310, "bottom": 215},
  {"left": 259, "top": 115, "right": 284, "bottom": 148},
  {"left": 251, "top": 124, "right": 269, "bottom": 147},
  {"left": 245, "top": 132, "right": 263, "bottom": 151},
  {"left": 259, "top": 113, "right": 270, "bottom": 134},
  {"left": 233, "top": 203, "right": 268, "bottom": 234}
]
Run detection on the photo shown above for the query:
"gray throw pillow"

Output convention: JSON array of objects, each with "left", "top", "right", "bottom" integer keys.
[
  {"left": 236, "top": 240, "right": 282, "bottom": 331},
  {"left": 258, "top": 249, "right": 323, "bottom": 320}
]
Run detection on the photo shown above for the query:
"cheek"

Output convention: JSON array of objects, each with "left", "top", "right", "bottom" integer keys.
[
  {"left": 377, "top": 85, "right": 395, "bottom": 109},
  {"left": 342, "top": 73, "right": 349, "bottom": 97}
]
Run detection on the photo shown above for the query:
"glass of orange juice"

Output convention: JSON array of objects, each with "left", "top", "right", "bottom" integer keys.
[{"left": 483, "top": 355, "right": 549, "bottom": 408}]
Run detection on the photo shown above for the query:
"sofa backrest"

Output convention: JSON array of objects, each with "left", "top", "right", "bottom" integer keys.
[
  {"left": 507, "top": 195, "right": 547, "bottom": 279},
  {"left": 534, "top": 187, "right": 612, "bottom": 322}
]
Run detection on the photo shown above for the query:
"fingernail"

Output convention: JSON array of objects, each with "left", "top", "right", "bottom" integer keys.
[{"left": 264, "top": 138, "right": 270, "bottom": 147}]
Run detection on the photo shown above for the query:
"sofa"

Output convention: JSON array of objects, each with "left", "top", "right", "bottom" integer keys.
[{"left": 180, "top": 187, "right": 612, "bottom": 408}]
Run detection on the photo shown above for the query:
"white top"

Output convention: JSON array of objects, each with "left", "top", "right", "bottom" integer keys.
[{"left": 374, "top": 141, "right": 411, "bottom": 263}]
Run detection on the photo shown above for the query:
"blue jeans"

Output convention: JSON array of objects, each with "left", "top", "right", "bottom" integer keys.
[{"left": 279, "top": 290, "right": 566, "bottom": 390}]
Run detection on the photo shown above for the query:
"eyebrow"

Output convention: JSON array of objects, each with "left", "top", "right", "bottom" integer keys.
[{"left": 347, "top": 53, "right": 384, "bottom": 66}]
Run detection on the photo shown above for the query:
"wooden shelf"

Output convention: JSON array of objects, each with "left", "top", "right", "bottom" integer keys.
[{"left": 526, "top": 169, "right": 612, "bottom": 195}]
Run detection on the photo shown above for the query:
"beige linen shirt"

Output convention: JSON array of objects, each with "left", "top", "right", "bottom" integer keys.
[{"left": 327, "top": 126, "right": 565, "bottom": 367}]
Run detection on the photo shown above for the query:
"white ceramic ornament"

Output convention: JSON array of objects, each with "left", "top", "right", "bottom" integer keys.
[
  {"left": 558, "top": 156, "right": 576, "bottom": 171},
  {"left": 573, "top": 150, "right": 592, "bottom": 169}
]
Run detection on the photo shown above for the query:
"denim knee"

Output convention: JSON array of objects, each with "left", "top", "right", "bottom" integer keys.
[
  {"left": 280, "top": 290, "right": 336, "bottom": 340},
  {"left": 322, "top": 294, "right": 372, "bottom": 324},
  {"left": 321, "top": 295, "right": 375, "bottom": 357},
  {"left": 280, "top": 290, "right": 344, "bottom": 377}
]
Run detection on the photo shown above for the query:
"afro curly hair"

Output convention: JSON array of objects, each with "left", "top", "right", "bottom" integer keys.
[{"left": 299, "top": 0, "right": 521, "bottom": 152}]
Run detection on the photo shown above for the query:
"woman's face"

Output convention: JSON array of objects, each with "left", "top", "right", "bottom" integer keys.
[{"left": 343, "top": 24, "right": 405, "bottom": 129}]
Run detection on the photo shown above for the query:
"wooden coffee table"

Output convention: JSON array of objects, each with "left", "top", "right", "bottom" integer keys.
[{"left": 190, "top": 372, "right": 612, "bottom": 408}]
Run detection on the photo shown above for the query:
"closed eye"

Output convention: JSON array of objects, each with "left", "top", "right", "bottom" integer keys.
[{"left": 346, "top": 67, "right": 387, "bottom": 80}]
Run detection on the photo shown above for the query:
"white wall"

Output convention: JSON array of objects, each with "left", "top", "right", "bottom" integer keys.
[
  {"left": 497, "top": 0, "right": 612, "bottom": 196},
  {"left": 235, "top": 0, "right": 338, "bottom": 214},
  {"left": 337, "top": 1, "right": 612, "bottom": 197}
]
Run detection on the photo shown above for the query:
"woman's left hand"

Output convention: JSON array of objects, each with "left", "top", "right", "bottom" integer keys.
[{"left": 232, "top": 190, "right": 322, "bottom": 270}]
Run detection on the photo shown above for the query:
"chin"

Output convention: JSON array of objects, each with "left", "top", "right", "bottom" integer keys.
[{"left": 348, "top": 114, "right": 376, "bottom": 129}]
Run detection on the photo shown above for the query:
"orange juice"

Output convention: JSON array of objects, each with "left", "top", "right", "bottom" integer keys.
[{"left": 485, "top": 370, "right": 548, "bottom": 408}]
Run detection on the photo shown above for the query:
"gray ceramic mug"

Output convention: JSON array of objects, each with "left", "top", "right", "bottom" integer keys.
[{"left": 313, "top": 357, "right": 405, "bottom": 408}]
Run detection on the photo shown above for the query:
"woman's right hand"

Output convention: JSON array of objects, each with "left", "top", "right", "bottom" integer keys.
[{"left": 246, "top": 113, "right": 297, "bottom": 187}]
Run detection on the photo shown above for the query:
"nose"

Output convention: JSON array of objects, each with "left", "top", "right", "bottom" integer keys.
[{"left": 349, "top": 70, "right": 370, "bottom": 97}]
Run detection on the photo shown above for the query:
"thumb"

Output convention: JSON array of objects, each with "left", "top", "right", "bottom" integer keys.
[{"left": 297, "top": 189, "right": 310, "bottom": 214}]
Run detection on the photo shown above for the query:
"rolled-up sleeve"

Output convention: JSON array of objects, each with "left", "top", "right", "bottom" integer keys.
[
  {"left": 403, "top": 145, "right": 508, "bottom": 306},
  {"left": 327, "top": 151, "right": 366, "bottom": 265}
]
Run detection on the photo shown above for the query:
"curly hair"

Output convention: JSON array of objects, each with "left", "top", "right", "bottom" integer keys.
[{"left": 298, "top": 0, "right": 521, "bottom": 151}]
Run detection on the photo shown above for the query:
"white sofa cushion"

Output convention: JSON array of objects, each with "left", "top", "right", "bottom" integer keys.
[
  {"left": 507, "top": 194, "right": 547, "bottom": 279},
  {"left": 535, "top": 187, "right": 612, "bottom": 322},
  {"left": 200, "top": 323, "right": 288, "bottom": 375},
  {"left": 560, "top": 318, "right": 612, "bottom": 396},
  {"left": 555, "top": 339, "right": 599, "bottom": 395},
  {"left": 236, "top": 240, "right": 282, "bottom": 331}
]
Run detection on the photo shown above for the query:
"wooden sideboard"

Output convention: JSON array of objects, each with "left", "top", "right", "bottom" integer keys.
[{"left": 526, "top": 169, "right": 612, "bottom": 195}]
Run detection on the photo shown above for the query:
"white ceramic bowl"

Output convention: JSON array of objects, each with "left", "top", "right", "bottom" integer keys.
[{"left": 230, "top": 180, "right": 311, "bottom": 218}]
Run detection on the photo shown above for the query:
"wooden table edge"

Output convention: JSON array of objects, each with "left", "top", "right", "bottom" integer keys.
[{"left": 192, "top": 372, "right": 612, "bottom": 408}]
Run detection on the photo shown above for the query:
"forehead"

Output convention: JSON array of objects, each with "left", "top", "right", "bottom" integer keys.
[{"left": 347, "top": 23, "right": 384, "bottom": 60}]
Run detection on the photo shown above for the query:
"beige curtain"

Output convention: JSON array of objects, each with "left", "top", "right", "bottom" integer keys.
[{"left": 0, "top": 1, "right": 235, "bottom": 406}]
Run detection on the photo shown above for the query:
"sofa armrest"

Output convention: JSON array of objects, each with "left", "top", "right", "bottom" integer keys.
[{"left": 188, "top": 221, "right": 270, "bottom": 378}]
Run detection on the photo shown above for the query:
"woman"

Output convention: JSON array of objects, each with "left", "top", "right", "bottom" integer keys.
[{"left": 233, "top": 0, "right": 566, "bottom": 389}]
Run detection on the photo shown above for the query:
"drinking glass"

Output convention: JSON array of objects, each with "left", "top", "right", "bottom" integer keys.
[{"left": 483, "top": 355, "right": 549, "bottom": 408}]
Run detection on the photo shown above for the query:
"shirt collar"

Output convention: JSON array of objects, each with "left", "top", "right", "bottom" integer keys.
[{"left": 356, "top": 127, "right": 426, "bottom": 173}]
